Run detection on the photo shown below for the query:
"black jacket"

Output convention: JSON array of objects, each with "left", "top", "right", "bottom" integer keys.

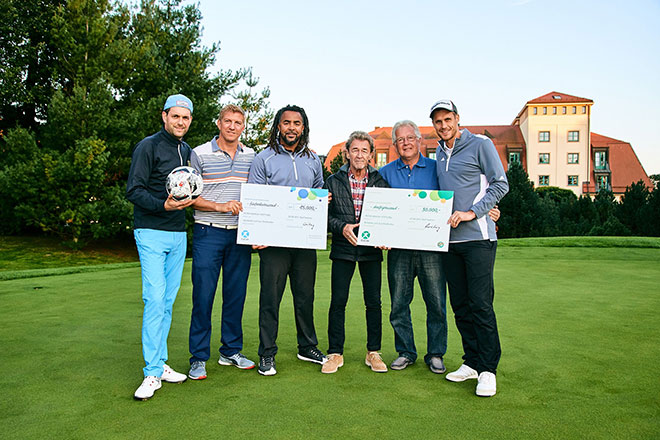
[
  {"left": 126, "top": 128, "right": 191, "bottom": 231},
  {"left": 325, "top": 164, "right": 390, "bottom": 262}
]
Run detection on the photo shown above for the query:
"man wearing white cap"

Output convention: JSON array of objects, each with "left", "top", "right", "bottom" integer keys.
[
  {"left": 429, "top": 99, "right": 508, "bottom": 397},
  {"left": 126, "top": 93, "right": 195, "bottom": 400}
]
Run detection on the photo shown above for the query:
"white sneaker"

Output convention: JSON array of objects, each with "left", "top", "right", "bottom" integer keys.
[
  {"left": 476, "top": 372, "right": 497, "bottom": 397},
  {"left": 445, "top": 364, "right": 478, "bottom": 382},
  {"left": 134, "top": 376, "right": 161, "bottom": 400},
  {"left": 160, "top": 364, "right": 187, "bottom": 383}
]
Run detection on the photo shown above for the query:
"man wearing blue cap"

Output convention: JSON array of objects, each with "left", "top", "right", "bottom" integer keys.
[{"left": 126, "top": 93, "right": 195, "bottom": 400}]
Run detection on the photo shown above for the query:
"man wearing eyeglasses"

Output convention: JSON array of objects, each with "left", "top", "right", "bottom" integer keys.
[{"left": 378, "top": 120, "right": 448, "bottom": 375}]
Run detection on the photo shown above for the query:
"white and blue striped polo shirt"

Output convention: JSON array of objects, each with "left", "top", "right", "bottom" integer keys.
[{"left": 191, "top": 136, "right": 255, "bottom": 226}]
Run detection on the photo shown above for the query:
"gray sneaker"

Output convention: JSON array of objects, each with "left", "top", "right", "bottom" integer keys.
[
  {"left": 218, "top": 352, "right": 255, "bottom": 370},
  {"left": 188, "top": 361, "right": 207, "bottom": 380},
  {"left": 428, "top": 356, "right": 446, "bottom": 374},
  {"left": 390, "top": 356, "right": 414, "bottom": 370}
]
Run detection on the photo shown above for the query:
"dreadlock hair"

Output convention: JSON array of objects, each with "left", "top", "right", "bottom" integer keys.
[{"left": 267, "top": 104, "right": 312, "bottom": 157}]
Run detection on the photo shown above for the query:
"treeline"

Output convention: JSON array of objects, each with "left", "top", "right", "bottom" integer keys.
[
  {"left": 498, "top": 162, "right": 660, "bottom": 238},
  {"left": 0, "top": 0, "right": 271, "bottom": 248}
]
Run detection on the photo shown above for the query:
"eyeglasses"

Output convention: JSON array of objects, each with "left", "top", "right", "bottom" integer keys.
[{"left": 395, "top": 135, "right": 419, "bottom": 145}]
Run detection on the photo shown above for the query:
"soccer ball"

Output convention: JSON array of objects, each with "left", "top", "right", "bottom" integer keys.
[{"left": 166, "top": 166, "right": 203, "bottom": 201}]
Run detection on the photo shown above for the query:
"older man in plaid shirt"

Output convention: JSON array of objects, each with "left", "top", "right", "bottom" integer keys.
[{"left": 322, "top": 131, "right": 390, "bottom": 374}]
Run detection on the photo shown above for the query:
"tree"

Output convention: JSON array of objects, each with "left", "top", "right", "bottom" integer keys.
[
  {"left": 536, "top": 186, "right": 579, "bottom": 235},
  {"left": 641, "top": 185, "right": 660, "bottom": 236},
  {"left": 574, "top": 195, "right": 598, "bottom": 235},
  {"left": 593, "top": 188, "right": 616, "bottom": 226},
  {"left": 1, "top": 0, "right": 270, "bottom": 245},
  {"left": 497, "top": 161, "right": 542, "bottom": 238},
  {"left": 0, "top": 0, "right": 66, "bottom": 134},
  {"left": 330, "top": 151, "right": 345, "bottom": 175},
  {"left": 649, "top": 173, "right": 660, "bottom": 189},
  {"left": 616, "top": 180, "right": 650, "bottom": 236},
  {"left": 231, "top": 69, "right": 273, "bottom": 151}
]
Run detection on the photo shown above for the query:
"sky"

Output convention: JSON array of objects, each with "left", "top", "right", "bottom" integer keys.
[{"left": 196, "top": 0, "right": 660, "bottom": 174}]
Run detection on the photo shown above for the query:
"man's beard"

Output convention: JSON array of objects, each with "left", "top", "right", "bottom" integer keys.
[{"left": 280, "top": 133, "right": 301, "bottom": 147}]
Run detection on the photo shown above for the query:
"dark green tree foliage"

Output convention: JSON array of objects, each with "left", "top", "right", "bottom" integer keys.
[
  {"left": 575, "top": 195, "right": 598, "bottom": 235},
  {"left": 536, "top": 186, "right": 579, "bottom": 235},
  {"left": 593, "top": 188, "right": 616, "bottom": 226},
  {"left": 0, "top": 0, "right": 66, "bottom": 134},
  {"left": 615, "top": 180, "right": 650, "bottom": 236},
  {"left": 1, "top": 0, "right": 264, "bottom": 246},
  {"left": 649, "top": 174, "right": 659, "bottom": 189},
  {"left": 641, "top": 185, "right": 660, "bottom": 236},
  {"left": 497, "top": 161, "right": 543, "bottom": 238},
  {"left": 330, "top": 151, "right": 345, "bottom": 175},
  {"left": 231, "top": 70, "right": 273, "bottom": 151}
]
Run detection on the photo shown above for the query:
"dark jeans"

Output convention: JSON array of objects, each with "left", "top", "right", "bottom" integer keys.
[
  {"left": 387, "top": 249, "right": 447, "bottom": 364},
  {"left": 442, "top": 240, "right": 500, "bottom": 374},
  {"left": 257, "top": 247, "right": 319, "bottom": 356},
  {"left": 328, "top": 259, "right": 382, "bottom": 354},
  {"left": 189, "top": 224, "right": 251, "bottom": 363}
]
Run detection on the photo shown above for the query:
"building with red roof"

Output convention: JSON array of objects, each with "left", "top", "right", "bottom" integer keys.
[{"left": 323, "top": 92, "right": 651, "bottom": 197}]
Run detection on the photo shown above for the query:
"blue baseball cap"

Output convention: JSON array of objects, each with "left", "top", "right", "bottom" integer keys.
[{"left": 163, "top": 94, "right": 193, "bottom": 114}]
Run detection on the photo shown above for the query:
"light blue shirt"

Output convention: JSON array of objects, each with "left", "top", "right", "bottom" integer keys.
[
  {"left": 378, "top": 154, "right": 439, "bottom": 190},
  {"left": 247, "top": 143, "right": 324, "bottom": 188}
]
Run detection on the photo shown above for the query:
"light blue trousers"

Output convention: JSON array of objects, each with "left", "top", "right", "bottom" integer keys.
[{"left": 134, "top": 229, "right": 187, "bottom": 377}]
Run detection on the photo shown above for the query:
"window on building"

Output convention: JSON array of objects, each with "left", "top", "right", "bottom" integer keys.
[
  {"left": 539, "top": 153, "right": 550, "bottom": 164},
  {"left": 568, "top": 153, "right": 579, "bottom": 164},
  {"left": 427, "top": 150, "right": 436, "bottom": 160},
  {"left": 376, "top": 152, "right": 388, "bottom": 168},
  {"left": 562, "top": 106, "right": 567, "bottom": 114},
  {"left": 543, "top": 107, "right": 547, "bottom": 115},
  {"left": 568, "top": 131, "right": 579, "bottom": 142},
  {"left": 582, "top": 106, "right": 587, "bottom": 114},
  {"left": 539, "top": 131, "right": 550, "bottom": 142},
  {"left": 533, "top": 107, "right": 537, "bottom": 115},
  {"left": 552, "top": 107, "right": 557, "bottom": 114},
  {"left": 594, "top": 151, "right": 608, "bottom": 170},
  {"left": 508, "top": 151, "right": 521, "bottom": 164},
  {"left": 568, "top": 175, "right": 578, "bottom": 186},
  {"left": 596, "top": 175, "right": 610, "bottom": 191},
  {"left": 539, "top": 175, "right": 550, "bottom": 186},
  {"left": 572, "top": 106, "right": 577, "bottom": 114}
]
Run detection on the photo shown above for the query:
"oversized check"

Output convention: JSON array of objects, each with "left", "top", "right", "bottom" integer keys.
[
  {"left": 237, "top": 183, "right": 328, "bottom": 250},
  {"left": 357, "top": 187, "right": 454, "bottom": 252}
]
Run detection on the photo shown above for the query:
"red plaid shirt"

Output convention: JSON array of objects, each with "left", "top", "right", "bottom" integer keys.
[{"left": 348, "top": 171, "right": 368, "bottom": 220}]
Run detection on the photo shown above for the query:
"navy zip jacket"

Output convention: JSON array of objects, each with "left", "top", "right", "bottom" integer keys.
[
  {"left": 126, "top": 128, "right": 192, "bottom": 231},
  {"left": 325, "top": 164, "right": 390, "bottom": 262}
]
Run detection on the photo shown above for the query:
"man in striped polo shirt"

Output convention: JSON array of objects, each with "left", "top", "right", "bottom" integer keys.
[{"left": 187, "top": 104, "right": 256, "bottom": 380}]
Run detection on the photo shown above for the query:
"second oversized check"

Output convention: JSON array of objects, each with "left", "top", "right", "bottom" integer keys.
[
  {"left": 357, "top": 188, "right": 454, "bottom": 252},
  {"left": 237, "top": 183, "right": 328, "bottom": 250}
]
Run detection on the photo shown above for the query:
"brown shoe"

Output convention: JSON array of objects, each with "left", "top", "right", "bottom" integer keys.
[
  {"left": 365, "top": 351, "right": 387, "bottom": 373},
  {"left": 321, "top": 353, "right": 344, "bottom": 374}
]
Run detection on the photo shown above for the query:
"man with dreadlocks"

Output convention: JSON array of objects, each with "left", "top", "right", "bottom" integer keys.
[{"left": 247, "top": 105, "right": 327, "bottom": 376}]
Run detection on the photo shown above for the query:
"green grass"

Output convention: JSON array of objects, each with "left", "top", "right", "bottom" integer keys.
[
  {"left": 1, "top": 241, "right": 659, "bottom": 439},
  {"left": 499, "top": 236, "right": 660, "bottom": 248},
  {"left": 0, "top": 235, "right": 139, "bottom": 272}
]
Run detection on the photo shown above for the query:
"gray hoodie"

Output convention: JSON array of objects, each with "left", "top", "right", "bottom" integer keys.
[{"left": 435, "top": 128, "right": 509, "bottom": 243}]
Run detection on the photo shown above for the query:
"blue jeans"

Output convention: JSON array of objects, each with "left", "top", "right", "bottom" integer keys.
[
  {"left": 134, "top": 228, "right": 187, "bottom": 377},
  {"left": 387, "top": 249, "right": 447, "bottom": 363},
  {"left": 189, "top": 224, "right": 251, "bottom": 362}
]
